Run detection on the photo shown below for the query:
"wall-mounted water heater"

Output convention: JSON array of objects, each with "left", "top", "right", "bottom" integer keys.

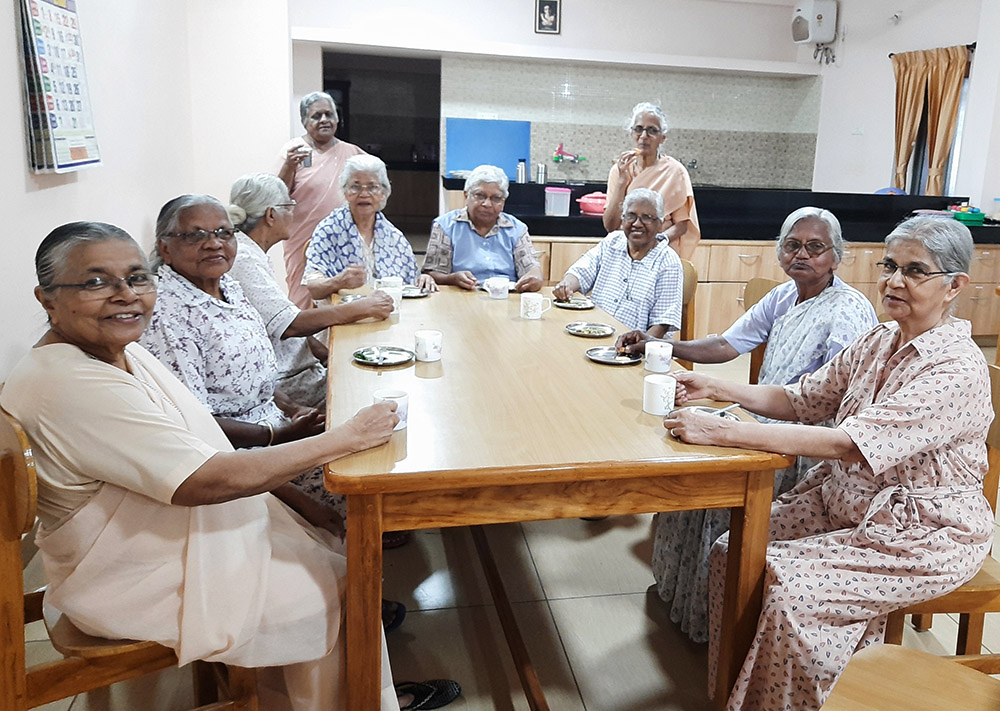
[{"left": 792, "top": 0, "right": 837, "bottom": 44}]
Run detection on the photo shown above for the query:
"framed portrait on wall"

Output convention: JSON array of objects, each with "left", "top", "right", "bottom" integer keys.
[{"left": 535, "top": 0, "right": 560, "bottom": 34}]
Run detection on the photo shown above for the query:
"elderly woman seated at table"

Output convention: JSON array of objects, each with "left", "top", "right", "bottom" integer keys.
[
  {"left": 228, "top": 172, "right": 393, "bottom": 408},
  {"left": 303, "top": 155, "right": 437, "bottom": 302},
  {"left": 422, "top": 164, "right": 543, "bottom": 291},
  {"left": 0, "top": 221, "right": 464, "bottom": 711},
  {"left": 664, "top": 216, "right": 993, "bottom": 711},
  {"left": 552, "top": 187, "right": 683, "bottom": 336},
  {"left": 619, "top": 207, "right": 878, "bottom": 643}
]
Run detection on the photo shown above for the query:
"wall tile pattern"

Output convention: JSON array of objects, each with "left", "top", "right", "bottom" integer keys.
[{"left": 442, "top": 56, "right": 820, "bottom": 189}]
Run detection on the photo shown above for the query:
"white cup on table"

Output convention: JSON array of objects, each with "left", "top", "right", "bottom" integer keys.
[
  {"left": 483, "top": 276, "right": 510, "bottom": 299},
  {"left": 645, "top": 341, "right": 673, "bottom": 373},
  {"left": 414, "top": 330, "right": 443, "bottom": 362},
  {"left": 373, "top": 389, "right": 408, "bottom": 430},
  {"left": 374, "top": 276, "right": 403, "bottom": 313},
  {"left": 642, "top": 374, "right": 676, "bottom": 416},
  {"left": 520, "top": 292, "right": 551, "bottom": 320}
]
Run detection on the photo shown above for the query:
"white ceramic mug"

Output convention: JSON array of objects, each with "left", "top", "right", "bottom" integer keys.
[
  {"left": 642, "top": 374, "right": 676, "bottom": 416},
  {"left": 483, "top": 276, "right": 510, "bottom": 299},
  {"left": 414, "top": 329, "right": 443, "bottom": 362},
  {"left": 373, "top": 388, "right": 408, "bottom": 430},
  {"left": 374, "top": 276, "right": 403, "bottom": 313},
  {"left": 520, "top": 292, "right": 552, "bottom": 319},
  {"left": 645, "top": 341, "right": 674, "bottom": 373}
]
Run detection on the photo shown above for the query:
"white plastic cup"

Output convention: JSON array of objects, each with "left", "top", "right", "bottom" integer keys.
[
  {"left": 414, "top": 330, "right": 443, "bottom": 362},
  {"left": 520, "top": 292, "right": 552, "bottom": 319},
  {"left": 373, "top": 389, "right": 408, "bottom": 431},
  {"left": 483, "top": 276, "right": 510, "bottom": 299},
  {"left": 374, "top": 276, "right": 404, "bottom": 313},
  {"left": 645, "top": 341, "right": 673, "bottom": 373},
  {"left": 642, "top": 374, "right": 676, "bottom": 416}
]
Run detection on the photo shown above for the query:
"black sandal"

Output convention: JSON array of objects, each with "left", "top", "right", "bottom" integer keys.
[
  {"left": 395, "top": 679, "right": 462, "bottom": 710},
  {"left": 382, "top": 599, "right": 407, "bottom": 633}
]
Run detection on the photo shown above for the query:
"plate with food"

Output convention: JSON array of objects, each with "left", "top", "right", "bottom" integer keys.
[
  {"left": 352, "top": 346, "right": 415, "bottom": 367},
  {"left": 585, "top": 346, "right": 642, "bottom": 366},
  {"left": 554, "top": 297, "right": 595, "bottom": 310},
  {"left": 401, "top": 285, "right": 430, "bottom": 298},
  {"left": 565, "top": 322, "right": 615, "bottom": 338},
  {"left": 672, "top": 405, "right": 741, "bottom": 422},
  {"left": 340, "top": 294, "right": 367, "bottom": 304}
]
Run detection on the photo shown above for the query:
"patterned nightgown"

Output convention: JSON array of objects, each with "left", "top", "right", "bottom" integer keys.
[{"left": 708, "top": 319, "right": 994, "bottom": 710}]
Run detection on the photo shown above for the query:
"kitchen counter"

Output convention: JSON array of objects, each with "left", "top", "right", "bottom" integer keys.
[{"left": 441, "top": 178, "right": 999, "bottom": 243}]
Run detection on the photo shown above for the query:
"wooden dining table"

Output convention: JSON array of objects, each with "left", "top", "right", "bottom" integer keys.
[{"left": 324, "top": 286, "right": 790, "bottom": 710}]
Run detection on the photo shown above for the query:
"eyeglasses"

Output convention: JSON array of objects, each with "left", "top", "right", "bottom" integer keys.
[
  {"left": 877, "top": 260, "right": 953, "bottom": 283},
  {"left": 46, "top": 273, "right": 158, "bottom": 300},
  {"left": 631, "top": 125, "right": 662, "bottom": 137},
  {"left": 468, "top": 191, "right": 505, "bottom": 206},
  {"left": 781, "top": 240, "right": 833, "bottom": 257},
  {"left": 163, "top": 228, "right": 237, "bottom": 246},
  {"left": 623, "top": 211, "right": 660, "bottom": 225},
  {"left": 345, "top": 183, "right": 385, "bottom": 196},
  {"left": 274, "top": 200, "right": 296, "bottom": 208}
]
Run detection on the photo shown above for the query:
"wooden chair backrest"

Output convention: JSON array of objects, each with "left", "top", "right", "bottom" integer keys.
[
  {"left": 985, "top": 364, "right": 1000, "bottom": 513},
  {"left": 0, "top": 409, "right": 36, "bottom": 540},
  {"left": 676, "top": 259, "right": 698, "bottom": 370},
  {"left": 742, "top": 278, "right": 781, "bottom": 385}
]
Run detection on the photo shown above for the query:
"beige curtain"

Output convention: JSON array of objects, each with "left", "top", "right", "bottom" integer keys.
[
  {"left": 891, "top": 50, "right": 932, "bottom": 190},
  {"left": 925, "top": 46, "right": 967, "bottom": 195},
  {"left": 891, "top": 45, "right": 968, "bottom": 193}
]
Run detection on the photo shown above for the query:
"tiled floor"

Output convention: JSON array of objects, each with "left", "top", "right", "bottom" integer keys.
[{"left": 23, "top": 349, "right": 1000, "bottom": 709}]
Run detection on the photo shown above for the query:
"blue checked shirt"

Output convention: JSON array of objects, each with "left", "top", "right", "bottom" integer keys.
[{"left": 567, "top": 232, "right": 683, "bottom": 332}]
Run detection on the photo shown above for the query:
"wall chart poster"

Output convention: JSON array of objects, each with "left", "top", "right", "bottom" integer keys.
[{"left": 19, "top": 0, "right": 101, "bottom": 173}]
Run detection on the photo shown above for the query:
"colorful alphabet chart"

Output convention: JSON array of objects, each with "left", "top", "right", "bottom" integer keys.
[{"left": 19, "top": 0, "right": 101, "bottom": 173}]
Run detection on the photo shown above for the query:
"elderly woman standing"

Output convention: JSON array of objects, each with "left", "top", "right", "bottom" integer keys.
[
  {"left": 665, "top": 216, "right": 993, "bottom": 711},
  {"left": 304, "top": 155, "right": 437, "bottom": 301},
  {"left": 422, "top": 164, "right": 543, "bottom": 291},
  {"left": 227, "top": 172, "right": 393, "bottom": 408},
  {"left": 618, "top": 207, "right": 878, "bottom": 644},
  {"left": 603, "top": 102, "right": 701, "bottom": 260},
  {"left": 0, "top": 221, "right": 406, "bottom": 710},
  {"left": 553, "top": 188, "right": 683, "bottom": 337},
  {"left": 277, "top": 91, "right": 366, "bottom": 308}
]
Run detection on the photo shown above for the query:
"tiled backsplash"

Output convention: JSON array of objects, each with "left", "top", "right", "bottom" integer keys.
[{"left": 442, "top": 56, "right": 820, "bottom": 189}]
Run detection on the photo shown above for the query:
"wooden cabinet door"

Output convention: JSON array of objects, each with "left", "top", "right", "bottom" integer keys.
[
  {"left": 534, "top": 243, "right": 552, "bottom": 284},
  {"left": 969, "top": 247, "right": 1000, "bottom": 284},
  {"left": 837, "top": 245, "right": 883, "bottom": 284},
  {"left": 689, "top": 243, "right": 711, "bottom": 282},
  {"left": 954, "top": 284, "right": 1000, "bottom": 336},
  {"left": 707, "top": 245, "right": 785, "bottom": 282},
  {"left": 549, "top": 242, "right": 595, "bottom": 282},
  {"left": 694, "top": 282, "right": 746, "bottom": 339}
]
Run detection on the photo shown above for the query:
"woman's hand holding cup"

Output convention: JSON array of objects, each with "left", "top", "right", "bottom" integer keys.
[{"left": 343, "top": 402, "right": 399, "bottom": 452}]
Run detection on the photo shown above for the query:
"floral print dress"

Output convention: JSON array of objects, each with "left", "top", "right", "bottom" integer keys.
[{"left": 707, "top": 320, "right": 994, "bottom": 711}]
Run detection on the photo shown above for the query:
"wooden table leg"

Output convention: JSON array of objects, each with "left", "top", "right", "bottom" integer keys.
[
  {"left": 346, "top": 494, "right": 384, "bottom": 711},
  {"left": 714, "top": 470, "right": 772, "bottom": 708},
  {"left": 470, "top": 525, "right": 550, "bottom": 711}
]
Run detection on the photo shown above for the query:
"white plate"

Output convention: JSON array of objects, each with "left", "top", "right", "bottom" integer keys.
[
  {"left": 585, "top": 346, "right": 641, "bottom": 366},
  {"left": 401, "top": 285, "right": 430, "bottom": 298},
  {"left": 352, "top": 346, "right": 415, "bottom": 367},
  {"left": 340, "top": 294, "right": 366, "bottom": 304},
  {"left": 565, "top": 321, "right": 615, "bottom": 338},
  {"left": 554, "top": 297, "right": 595, "bottom": 310}
]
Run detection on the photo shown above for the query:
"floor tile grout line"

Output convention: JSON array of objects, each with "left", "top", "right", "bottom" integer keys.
[
  {"left": 541, "top": 596, "right": 590, "bottom": 710},
  {"left": 516, "top": 520, "right": 555, "bottom": 603}
]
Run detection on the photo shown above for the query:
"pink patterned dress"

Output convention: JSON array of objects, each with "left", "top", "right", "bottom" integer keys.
[{"left": 708, "top": 319, "right": 994, "bottom": 711}]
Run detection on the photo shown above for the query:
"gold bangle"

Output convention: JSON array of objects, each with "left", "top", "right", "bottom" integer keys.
[{"left": 265, "top": 422, "right": 275, "bottom": 446}]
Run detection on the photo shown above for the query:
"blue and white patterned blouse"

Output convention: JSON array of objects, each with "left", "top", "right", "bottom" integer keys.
[
  {"left": 140, "top": 265, "right": 285, "bottom": 425},
  {"left": 567, "top": 232, "right": 684, "bottom": 332},
  {"left": 304, "top": 205, "right": 418, "bottom": 286}
]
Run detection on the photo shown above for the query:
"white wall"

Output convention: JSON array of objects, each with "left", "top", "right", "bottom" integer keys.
[
  {"left": 0, "top": 0, "right": 291, "bottom": 379},
  {"left": 290, "top": 0, "right": 812, "bottom": 74},
  {"left": 810, "top": 0, "right": 984, "bottom": 195}
]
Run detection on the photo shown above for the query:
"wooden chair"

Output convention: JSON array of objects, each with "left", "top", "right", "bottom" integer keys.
[
  {"left": 820, "top": 644, "right": 1000, "bottom": 710},
  {"left": 675, "top": 259, "right": 698, "bottom": 370},
  {"left": 0, "top": 409, "right": 259, "bottom": 710},
  {"left": 742, "top": 277, "right": 782, "bottom": 384},
  {"left": 883, "top": 363, "right": 1000, "bottom": 663}
]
